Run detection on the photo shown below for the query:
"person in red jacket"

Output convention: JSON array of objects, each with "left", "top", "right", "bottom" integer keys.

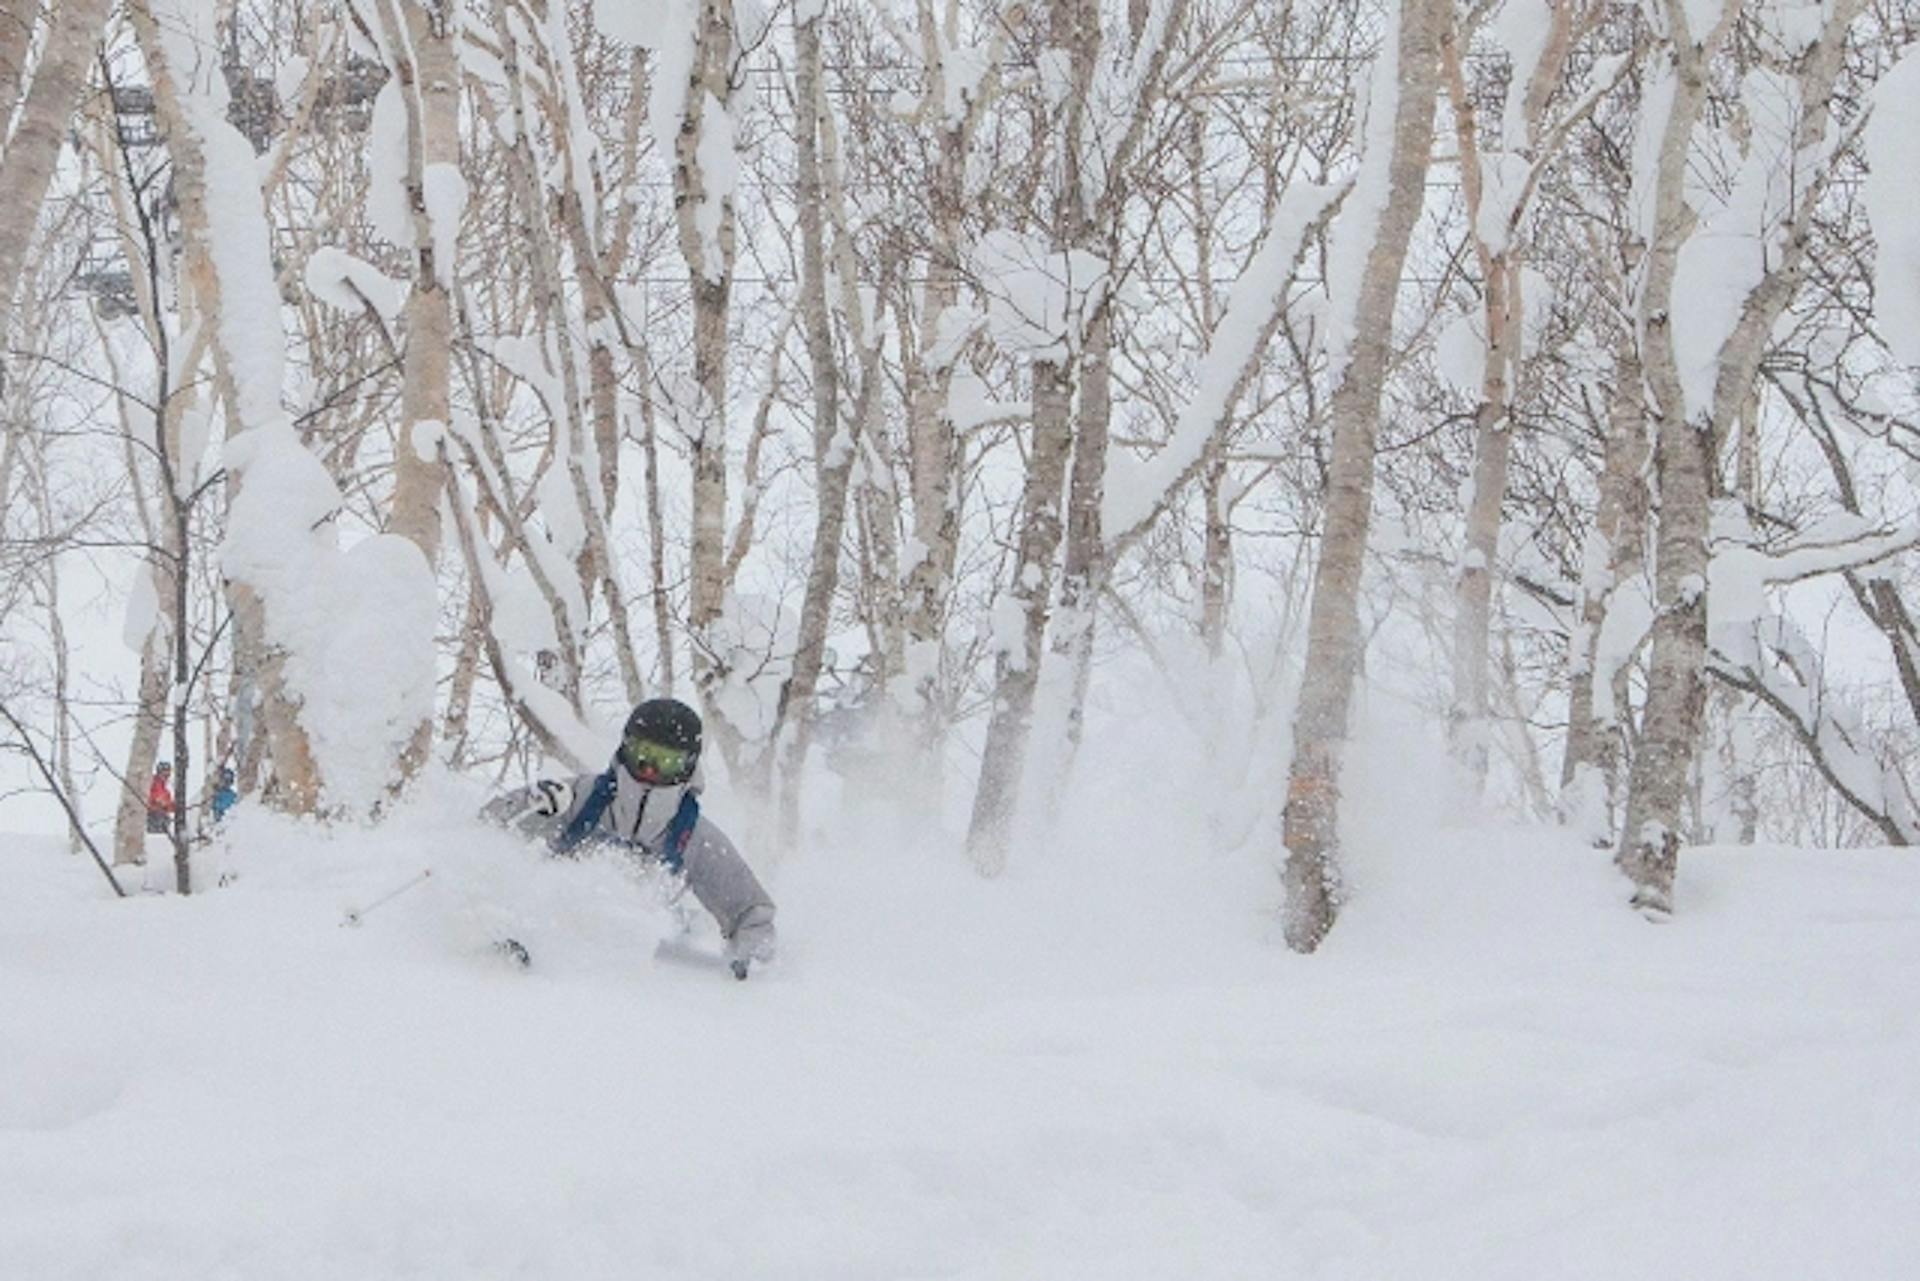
[{"left": 146, "top": 762, "right": 175, "bottom": 835}]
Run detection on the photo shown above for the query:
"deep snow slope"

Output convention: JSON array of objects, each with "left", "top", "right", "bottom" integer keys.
[{"left": 4, "top": 786, "right": 1917, "bottom": 1281}]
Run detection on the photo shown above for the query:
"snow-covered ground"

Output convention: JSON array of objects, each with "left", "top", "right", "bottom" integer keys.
[{"left": 5, "top": 775, "right": 1918, "bottom": 1279}]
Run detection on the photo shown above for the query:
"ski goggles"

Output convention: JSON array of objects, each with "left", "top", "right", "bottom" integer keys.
[{"left": 621, "top": 735, "right": 694, "bottom": 783}]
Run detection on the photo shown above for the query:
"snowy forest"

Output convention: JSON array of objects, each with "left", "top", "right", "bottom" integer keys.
[
  {"left": 4, "top": 0, "right": 1920, "bottom": 1273},
  {"left": 4, "top": 0, "right": 1918, "bottom": 926}
]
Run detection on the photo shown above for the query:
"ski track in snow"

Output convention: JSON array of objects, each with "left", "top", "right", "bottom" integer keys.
[{"left": 4, "top": 795, "right": 1918, "bottom": 1280}]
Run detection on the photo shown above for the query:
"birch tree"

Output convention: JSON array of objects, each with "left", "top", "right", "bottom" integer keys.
[
  {"left": 1560, "top": 320, "right": 1650, "bottom": 842},
  {"left": 135, "top": 0, "right": 436, "bottom": 819},
  {"left": 885, "top": 0, "right": 1019, "bottom": 769},
  {"left": 963, "top": 0, "right": 1102, "bottom": 877},
  {"left": 767, "top": 1, "right": 894, "bottom": 835},
  {"left": 676, "top": 0, "right": 742, "bottom": 709},
  {"left": 1440, "top": 0, "right": 1601, "bottom": 791},
  {"left": 1280, "top": 0, "right": 1442, "bottom": 951},
  {"left": 1047, "top": 0, "right": 1191, "bottom": 767},
  {"left": 360, "top": 0, "right": 459, "bottom": 571},
  {"left": 1618, "top": 0, "right": 1862, "bottom": 913}
]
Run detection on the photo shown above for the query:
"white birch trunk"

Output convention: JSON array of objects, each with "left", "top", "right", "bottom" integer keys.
[
  {"left": 0, "top": 0, "right": 112, "bottom": 331},
  {"left": 1048, "top": 0, "right": 1115, "bottom": 769},
  {"left": 560, "top": 191, "right": 646, "bottom": 706},
  {"left": 965, "top": 357, "right": 1075, "bottom": 876},
  {"left": 484, "top": 0, "right": 638, "bottom": 715},
  {"left": 897, "top": 0, "right": 1016, "bottom": 761},
  {"left": 901, "top": 142, "right": 964, "bottom": 740},
  {"left": 1447, "top": 257, "right": 1517, "bottom": 792},
  {"left": 1617, "top": 14, "right": 1720, "bottom": 914},
  {"left": 374, "top": 0, "right": 460, "bottom": 782},
  {"left": 443, "top": 584, "right": 484, "bottom": 767},
  {"left": 1054, "top": 301, "right": 1111, "bottom": 755},
  {"left": 677, "top": 0, "right": 738, "bottom": 691},
  {"left": 116, "top": 622, "right": 170, "bottom": 865},
  {"left": 1620, "top": 0, "right": 1857, "bottom": 912},
  {"left": 772, "top": 11, "right": 889, "bottom": 833},
  {"left": 633, "top": 342, "right": 678, "bottom": 693},
  {"left": 375, "top": 0, "right": 457, "bottom": 571},
  {"left": 963, "top": 0, "right": 1099, "bottom": 876},
  {"left": 768, "top": 7, "right": 840, "bottom": 773},
  {"left": 1441, "top": 0, "right": 1575, "bottom": 795},
  {"left": 1280, "top": 0, "right": 1441, "bottom": 952},
  {"left": 1561, "top": 330, "right": 1648, "bottom": 841},
  {"left": 1191, "top": 115, "right": 1230, "bottom": 659}
]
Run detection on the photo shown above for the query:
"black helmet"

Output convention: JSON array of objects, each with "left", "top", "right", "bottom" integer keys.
[{"left": 618, "top": 698, "right": 701, "bottom": 784}]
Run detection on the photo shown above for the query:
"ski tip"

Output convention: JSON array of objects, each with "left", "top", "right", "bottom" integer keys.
[{"left": 730, "top": 959, "right": 750, "bottom": 981}]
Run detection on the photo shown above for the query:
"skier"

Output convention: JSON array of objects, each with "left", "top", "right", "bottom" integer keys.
[
  {"left": 146, "top": 763, "right": 175, "bottom": 835},
  {"left": 489, "top": 698, "right": 777, "bottom": 979},
  {"left": 211, "top": 767, "right": 238, "bottom": 824}
]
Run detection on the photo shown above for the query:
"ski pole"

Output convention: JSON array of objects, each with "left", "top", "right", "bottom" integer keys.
[{"left": 341, "top": 867, "right": 432, "bottom": 927}]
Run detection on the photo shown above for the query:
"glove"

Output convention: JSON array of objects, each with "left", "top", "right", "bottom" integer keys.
[{"left": 530, "top": 779, "right": 574, "bottom": 818}]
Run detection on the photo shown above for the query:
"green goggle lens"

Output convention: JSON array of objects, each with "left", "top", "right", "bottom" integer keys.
[{"left": 622, "top": 736, "right": 692, "bottom": 780}]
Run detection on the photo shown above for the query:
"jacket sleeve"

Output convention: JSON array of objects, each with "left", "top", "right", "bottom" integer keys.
[
  {"left": 481, "top": 773, "right": 604, "bottom": 845},
  {"left": 678, "top": 816, "right": 776, "bottom": 960}
]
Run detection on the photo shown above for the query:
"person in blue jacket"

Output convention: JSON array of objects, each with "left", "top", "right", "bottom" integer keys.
[{"left": 211, "top": 767, "right": 238, "bottom": 824}]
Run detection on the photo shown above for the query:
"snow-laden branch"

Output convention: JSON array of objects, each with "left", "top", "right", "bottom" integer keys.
[
  {"left": 1711, "top": 612, "right": 1918, "bottom": 846},
  {"left": 443, "top": 455, "right": 603, "bottom": 771},
  {"left": 972, "top": 230, "right": 1110, "bottom": 363},
  {"left": 1102, "top": 179, "right": 1347, "bottom": 545},
  {"left": 1321, "top": 5, "right": 1404, "bottom": 390},
  {"left": 1709, "top": 507, "right": 1920, "bottom": 634},
  {"left": 304, "top": 247, "right": 406, "bottom": 322}
]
